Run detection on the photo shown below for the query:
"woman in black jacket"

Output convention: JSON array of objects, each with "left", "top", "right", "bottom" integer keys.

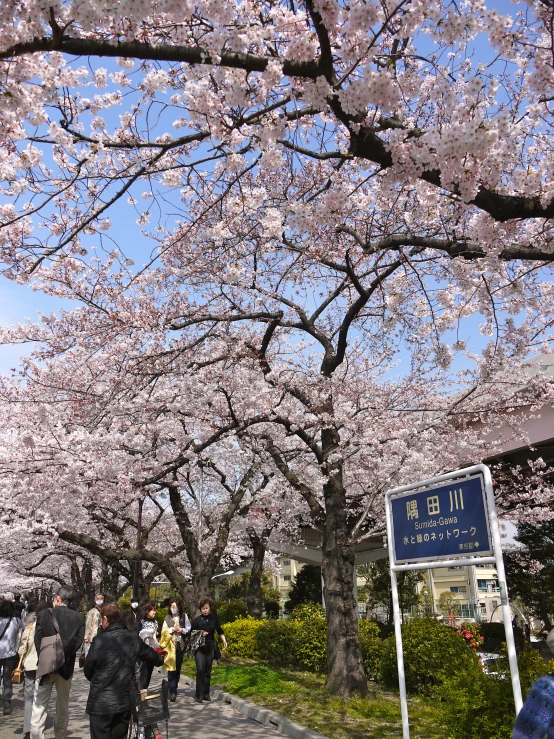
[
  {"left": 190, "top": 598, "right": 227, "bottom": 703},
  {"left": 84, "top": 602, "right": 164, "bottom": 739}
]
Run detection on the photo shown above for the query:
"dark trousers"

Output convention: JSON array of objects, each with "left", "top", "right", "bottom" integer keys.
[
  {"left": 168, "top": 645, "right": 185, "bottom": 695},
  {"left": 0, "top": 656, "right": 17, "bottom": 702},
  {"left": 139, "top": 660, "right": 154, "bottom": 690},
  {"left": 89, "top": 711, "right": 131, "bottom": 739},
  {"left": 195, "top": 643, "right": 214, "bottom": 699}
]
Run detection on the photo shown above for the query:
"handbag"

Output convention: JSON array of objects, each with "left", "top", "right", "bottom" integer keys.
[
  {"left": 37, "top": 609, "right": 65, "bottom": 679},
  {"left": 12, "top": 624, "right": 32, "bottom": 685},
  {"left": 78, "top": 644, "right": 86, "bottom": 669},
  {"left": 186, "top": 629, "right": 206, "bottom": 658},
  {"left": 213, "top": 642, "right": 221, "bottom": 661}
]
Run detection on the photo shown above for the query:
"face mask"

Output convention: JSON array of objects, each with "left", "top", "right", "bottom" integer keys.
[
  {"left": 131, "top": 602, "right": 138, "bottom": 609},
  {"left": 170, "top": 606, "right": 178, "bottom": 615},
  {"left": 95, "top": 599, "right": 104, "bottom": 606}
]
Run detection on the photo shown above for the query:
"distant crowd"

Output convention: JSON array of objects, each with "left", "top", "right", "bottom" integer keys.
[{"left": 0, "top": 587, "right": 227, "bottom": 739}]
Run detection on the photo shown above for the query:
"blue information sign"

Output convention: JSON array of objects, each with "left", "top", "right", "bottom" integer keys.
[{"left": 390, "top": 474, "right": 493, "bottom": 564}]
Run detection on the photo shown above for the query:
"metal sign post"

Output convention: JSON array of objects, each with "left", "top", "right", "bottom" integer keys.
[{"left": 385, "top": 464, "right": 522, "bottom": 739}]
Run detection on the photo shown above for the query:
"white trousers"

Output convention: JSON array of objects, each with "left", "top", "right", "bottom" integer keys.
[{"left": 30, "top": 673, "right": 72, "bottom": 739}]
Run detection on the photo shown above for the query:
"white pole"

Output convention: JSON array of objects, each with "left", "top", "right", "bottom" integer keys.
[
  {"left": 481, "top": 465, "right": 523, "bottom": 714},
  {"left": 391, "top": 567, "right": 410, "bottom": 739},
  {"left": 386, "top": 492, "right": 410, "bottom": 739}
]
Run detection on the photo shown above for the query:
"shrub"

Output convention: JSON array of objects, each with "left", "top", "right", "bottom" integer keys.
[
  {"left": 264, "top": 601, "right": 280, "bottom": 619},
  {"left": 380, "top": 618, "right": 480, "bottom": 694},
  {"left": 438, "top": 645, "right": 549, "bottom": 739},
  {"left": 222, "top": 617, "right": 264, "bottom": 659},
  {"left": 118, "top": 597, "right": 131, "bottom": 611},
  {"left": 155, "top": 607, "right": 168, "bottom": 632},
  {"left": 373, "top": 621, "right": 395, "bottom": 641},
  {"left": 216, "top": 600, "right": 249, "bottom": 625},
  {"left": 293, "top": 609, "right": 327, "bottom": 672},
  {"left": 256, "top": 619, "right": 302, "bottom": 666},
  {"left": 289, "top": 602, "right": 326, "bottom": 621},
  {"left": 455, "top": 621, "right": 483, "bottom": 651},
  {"left": 480, "top": 622, "right": 524, "bottom": 652},
  {"left": 358, "top": 620, "right": 383, "bottom": 681}
]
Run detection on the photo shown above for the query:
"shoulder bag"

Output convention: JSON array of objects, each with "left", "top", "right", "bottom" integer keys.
[
  {"left": 36, "top": 609, "right": 65, "bottom": 679},
  {"left": 12, "top": 625, "right": 32, "bottom": 685}
]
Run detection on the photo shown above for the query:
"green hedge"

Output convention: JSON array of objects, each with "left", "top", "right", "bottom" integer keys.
[
  {"left": 480, "top": 622, "right": 524, "bottom": 653},
  {"left": 438, "top": 646, "right": 552, "bottom": 739},
  {"left": 222, "top": 611, "right": 383, "bottom": 680},
  {"left": 223, "top": 617, "right": 264, "bottom": 659},
  {"left": 380, "top": 618, "right": 480, "bottom": 694},
  {"left": 156, "top": 607, "right": 168, "bottom": 632},
  {"left": 358, "top": 620, "right": 383, "bottom": 681},
  {"left": 217, "top": 600, "right": 249, "bottom": 625}
]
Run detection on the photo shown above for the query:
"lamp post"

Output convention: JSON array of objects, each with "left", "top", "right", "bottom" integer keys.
[{"left": 211, "top": 570, "right": 235, "bottom": 600}]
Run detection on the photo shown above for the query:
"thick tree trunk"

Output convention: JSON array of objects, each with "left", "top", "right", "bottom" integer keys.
[
  {"left": 246, "top": 535, "right": 266, "bottom": 619},
  {"left": 190, "top": 567, "right": 213, "bottom": 618},
  {"left": 321, "top": 438, "right": 368, "bottom": 696}
]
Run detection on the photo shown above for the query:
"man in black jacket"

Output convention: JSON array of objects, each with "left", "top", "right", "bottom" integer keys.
[
  {"left": 84, "top": 602, "right": 164, "bottom": 739},
  {"left": 31, "top": 586, "right": 85, "bottom": 739}
]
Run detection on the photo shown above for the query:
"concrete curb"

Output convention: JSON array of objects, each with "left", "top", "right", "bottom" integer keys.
[{"left": 181, "top": 677, "right": 329, "bottom": 739}]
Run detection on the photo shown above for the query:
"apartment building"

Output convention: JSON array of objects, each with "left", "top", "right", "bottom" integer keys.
[
  {"left": 273, "top": 555, "right": 500, "bottom": 623},
  {"left": 273, "top": 557, "right": 305, "bottom": 605},
  {"left": 423, "top": 563, "right": 500, "bottom": 621}
]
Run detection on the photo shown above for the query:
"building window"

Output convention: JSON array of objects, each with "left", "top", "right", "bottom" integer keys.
[
  {"left": 450, "top": 586, "right": 467, "bottom": 594},
  {"left": 477, "top": 579, "right": 488, "bottom": 592},
  {"left": 460, "top": 604, "right": 476, "bottom": 619},
  {"left": 448, "top": 566, "right": 461, "bottom": 570},
  {"left": 282, "top": 560, "right": 290, "bottom": 566},
  {"left": 283, "top": 575, "right": 291, "bottom": 582},
  {"left": 479, "top": 603, "right": 487, "bottom": 616}
]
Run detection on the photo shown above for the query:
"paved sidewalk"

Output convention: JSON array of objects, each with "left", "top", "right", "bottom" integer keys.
[{"left": 0, "top": 667, "right": 281, "bottom": 738}]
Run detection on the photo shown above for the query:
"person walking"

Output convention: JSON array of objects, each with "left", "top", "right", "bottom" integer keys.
[
  {"left": 31, "top": 586, "right": 85, "bottom": 739},
  {"left": 84, "top": 594, "right": 104, "bottom": 657},
  {"left": 135, "top": 603, "right": 159, "bottom": 690},
  {"left": 84, "top": 602, "right": 164, "bottom": 739},
  {"left": 125, "top": 599, "right": 140, "bottom": 630},
  {"left": 19, "top": 600, "right": 48, "bottom": 739},
  {"left": 190, "top": 598, "right": 227, "bottom": 703},
  {"left": 0, "top": 599, "right": 23, "bottom": 715},
  {"left": 13, "top": 594, "right": 25, "bottom": 620},
  {"left": 160, "top": 598, "right": 191, "bottom": 702}
]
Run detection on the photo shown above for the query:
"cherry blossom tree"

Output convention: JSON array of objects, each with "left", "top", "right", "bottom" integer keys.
[
  {"left": 0, "top": 337, "right": 299, "bottom": 616},
  {"left": 3, "top": 0, "right": 554, "bottom": 279},
  {"left": 3, "top": 0, "right": 554, "bottom": 695}
]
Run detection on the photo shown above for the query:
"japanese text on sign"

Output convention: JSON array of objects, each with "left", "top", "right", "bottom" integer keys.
[{"left": 390, "top": 475, "right": 492, "bottom": 563}]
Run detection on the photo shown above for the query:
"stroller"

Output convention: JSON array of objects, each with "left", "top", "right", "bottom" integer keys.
[{"left": 127, "top": 678, "right": 170, "bottom": 739}]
